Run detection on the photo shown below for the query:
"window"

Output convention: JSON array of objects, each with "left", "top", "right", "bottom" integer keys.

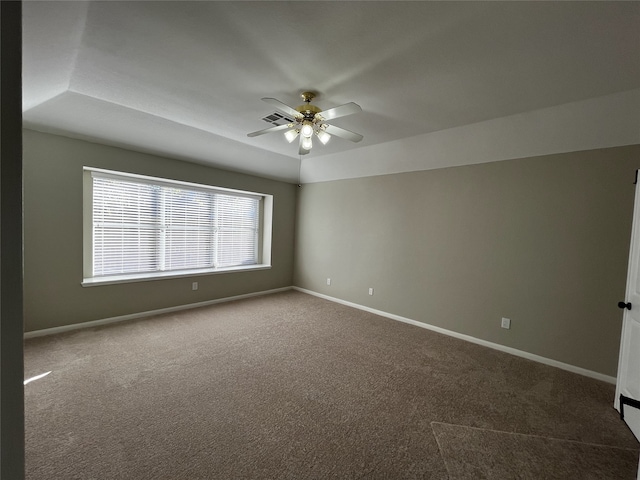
[{"left": 83, "top": 168, "right": 272, "bottom": 285}]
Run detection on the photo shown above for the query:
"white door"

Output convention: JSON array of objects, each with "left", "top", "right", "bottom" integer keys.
[{"left": 615, "top": 172, "right": 640, "bottom": 448}]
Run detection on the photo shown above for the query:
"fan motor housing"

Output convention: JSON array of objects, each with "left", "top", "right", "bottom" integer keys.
[
  {"left": 296, "top": 91, "right": 322, "bottom": 121},
  {"left": 296, "top": 103, "right": 321, "bottom": 121}
]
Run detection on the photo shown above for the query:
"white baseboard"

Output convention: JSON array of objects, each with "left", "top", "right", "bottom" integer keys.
[
  {"left": 293, "top": 286, "right": 617, "bottom": 385},
  {"left": 24, "top": 286, "right": 293, "bottom": 339},
  {"left": 25, "top": 284, "right": 617, "bottom": 385}
]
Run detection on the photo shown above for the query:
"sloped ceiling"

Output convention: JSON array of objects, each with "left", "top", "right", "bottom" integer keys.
[{"left": 23, "top": 1, "right": 640, "bottom": 183}]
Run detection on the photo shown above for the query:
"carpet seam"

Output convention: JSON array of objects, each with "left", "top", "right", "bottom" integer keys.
[
  {"left": 430, "top": 421, "right": 640, "bottom": 452},
  {"left": 430, "top": 422, "right": 454, "bottom": 480}
]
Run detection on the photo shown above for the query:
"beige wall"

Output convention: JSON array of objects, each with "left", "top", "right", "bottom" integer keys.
[
  {"left": 23, "top": 129, "right": 297, "bottom": 332},
  {"left": 294, "top": 145, "right": 640, "bottom": 377}
]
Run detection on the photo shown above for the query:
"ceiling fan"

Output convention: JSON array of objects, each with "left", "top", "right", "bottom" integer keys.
[{"left": 247, "top": 91, "right": 363, "bottom": 155}]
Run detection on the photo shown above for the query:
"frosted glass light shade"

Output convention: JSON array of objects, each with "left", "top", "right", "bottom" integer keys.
[
  {"left": 284, "top": 129, "right": 299, "bottom": 143},
  {"left": 317, "top": 130, "right": 331, "bottom": 145},
  {"left": 302, "top": 136, "right": 313, "bottom": 150}
]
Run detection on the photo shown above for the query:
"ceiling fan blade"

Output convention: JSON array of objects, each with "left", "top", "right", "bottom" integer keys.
[
  {"left": 316, "top": 102, "right": 362, "bottom": 121},
  {"left": 298, "top": 135, "right": 310, "bottom": 155},
  {"left": 324, "top": 124, "right": 363, "bottom": 143},
  {"left": 247, "top": 123, "right": 291, "bottom": 138},
  {"left": 261, "top": 98, "right": 302, "bottom": 119}
]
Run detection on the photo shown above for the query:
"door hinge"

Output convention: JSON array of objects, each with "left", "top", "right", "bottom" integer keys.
[{"left": 620, "top": 394, "right": 640, "bottom": 420}]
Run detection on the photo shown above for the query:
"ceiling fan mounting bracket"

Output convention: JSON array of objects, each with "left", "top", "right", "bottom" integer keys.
[{"left": 300, "top": 91, "right": 316, "bottom": 103}]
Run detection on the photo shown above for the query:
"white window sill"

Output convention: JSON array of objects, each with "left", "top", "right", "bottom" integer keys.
[{"left": 82, "top": 264, "right": 272, "bottom": 287}]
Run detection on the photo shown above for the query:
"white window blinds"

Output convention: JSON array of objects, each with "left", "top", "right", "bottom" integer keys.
[{"left": 91, "top": 173, "right": 260, "bottom": 277}]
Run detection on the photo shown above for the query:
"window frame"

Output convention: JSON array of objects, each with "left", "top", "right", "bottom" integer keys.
[{"left": 82, "top": 167, "right": 272, "bottom": 287}]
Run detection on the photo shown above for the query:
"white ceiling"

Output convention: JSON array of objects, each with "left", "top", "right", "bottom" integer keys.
[{"left": 22, "top": 1, "right": 640, "bottom": 183}]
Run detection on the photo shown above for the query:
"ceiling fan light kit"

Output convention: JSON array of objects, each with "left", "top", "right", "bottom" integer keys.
[{"left": 247, "top": 91, "right": 363, "bottom": 155}]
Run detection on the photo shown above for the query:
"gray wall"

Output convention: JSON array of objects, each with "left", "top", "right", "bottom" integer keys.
[
  {"left": 294, "top": 145, "right": 640, "bottom": 377},
  {"left": 23, "top": 129, "right": 297, "bottom": 332},
  {"left": 23, "top": 127, "right": 640, "bottom": 377}
]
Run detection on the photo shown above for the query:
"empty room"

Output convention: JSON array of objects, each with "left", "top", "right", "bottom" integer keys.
[{"left": 4, "top": 0, "right": 640, "bottom": 478}]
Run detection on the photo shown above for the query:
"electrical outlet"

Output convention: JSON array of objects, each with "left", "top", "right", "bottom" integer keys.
[
  {"left": 368, "top": 287, "right": 374, "bottom": 296},
  {"left": 501, "top": 317, "right": 511, "bottom": 329},
  {"left": 192, "top": 282, "right": 198, "bottom": 291},
  {"left": 326, "top": 278, "right": 331, "bottom": 286}
]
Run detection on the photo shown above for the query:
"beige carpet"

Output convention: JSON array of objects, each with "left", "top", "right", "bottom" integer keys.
[{"left": 24, "top": 290, "right": 638, "bottom": 479}]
